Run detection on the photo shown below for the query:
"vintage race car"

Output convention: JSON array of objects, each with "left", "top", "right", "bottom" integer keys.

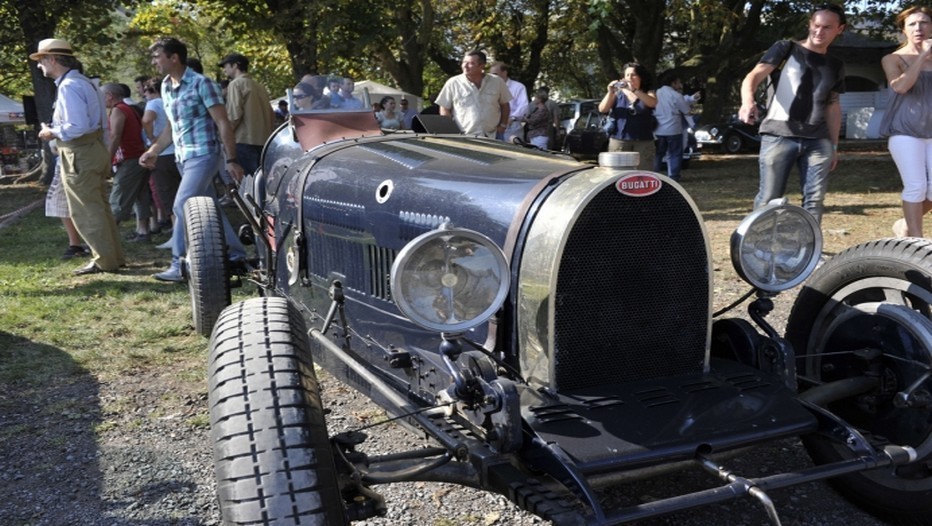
[{"left": 183, "top": 77, "right": 932, "bottom": 525}]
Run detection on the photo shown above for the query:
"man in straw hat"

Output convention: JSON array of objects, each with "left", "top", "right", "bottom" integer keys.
[{"left": 32, "top": 38, "right": 125, "bottom": 275}]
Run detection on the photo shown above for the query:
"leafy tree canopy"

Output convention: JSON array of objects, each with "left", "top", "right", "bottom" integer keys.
[{"left": 0, "top": 0, "right": 914, "bottom": 124}]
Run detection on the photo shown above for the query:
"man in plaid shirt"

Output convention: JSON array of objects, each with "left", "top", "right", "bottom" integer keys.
[{"left": 140, "top": 36, "right": 246, "bottom": 283}]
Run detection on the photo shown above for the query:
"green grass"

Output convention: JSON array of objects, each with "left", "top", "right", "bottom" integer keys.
[
  {"left": 0, "top": 183, "right": 250, "bottom": 393},
  {"left": 0, "top": 147, "right": 904, "bottom": 394}
]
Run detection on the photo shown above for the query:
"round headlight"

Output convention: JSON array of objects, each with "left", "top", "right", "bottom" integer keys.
[
  {"left": 391, "top": 226, "right": 510, "bottom": 333},
  {"left": 731, "top": 202, "right": 822, "bottom": 292}
]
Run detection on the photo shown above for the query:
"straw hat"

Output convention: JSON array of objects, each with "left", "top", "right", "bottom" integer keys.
[{"left": 29, "top": 39, "right": 75, "bottom": 61}]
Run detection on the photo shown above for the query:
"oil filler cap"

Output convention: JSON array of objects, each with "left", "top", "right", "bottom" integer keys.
[{"left": 599, "top": 151, "right": 639, "bottom": 169}]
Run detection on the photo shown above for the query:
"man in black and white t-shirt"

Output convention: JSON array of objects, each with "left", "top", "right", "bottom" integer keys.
[{"left": 738, "top": 3, "right": 847, "bottom": 225}]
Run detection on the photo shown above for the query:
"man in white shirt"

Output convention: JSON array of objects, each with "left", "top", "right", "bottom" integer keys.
[
  {"left": 489, "top": 62, "right": 528, "bottom": 142},
  {"left": 33, "top": 38, "right": 125, "bottom": 274},
  {"left": 435, "top": 51, "right": 511, "bottom": 137}
]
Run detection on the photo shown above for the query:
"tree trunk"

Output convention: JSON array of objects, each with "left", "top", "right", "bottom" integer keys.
[{"left": 17, "top": 2, "right": 58, "bottom": 184}]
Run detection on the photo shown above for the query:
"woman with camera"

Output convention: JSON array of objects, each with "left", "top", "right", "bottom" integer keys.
[{"left": 598, "top": 62, "right": 657, "bottom": 169}]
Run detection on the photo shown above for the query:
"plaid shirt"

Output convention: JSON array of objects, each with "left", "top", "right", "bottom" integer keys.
[{"left": 161, "top": 67, "right": 224, "bottom": 162}]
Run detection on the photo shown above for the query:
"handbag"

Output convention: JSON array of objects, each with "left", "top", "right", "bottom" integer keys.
[{"left": 601, "top": 110, "right": 617, "bottom": 135}]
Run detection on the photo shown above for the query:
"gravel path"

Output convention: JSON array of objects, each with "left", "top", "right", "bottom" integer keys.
[{"left": 0, "top": 342, "right": 886, "bottom": 526}]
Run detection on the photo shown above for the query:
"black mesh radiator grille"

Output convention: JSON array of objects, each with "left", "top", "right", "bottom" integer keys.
[{"left": 553, "top": 184, "right": 709, "bottom": 391}]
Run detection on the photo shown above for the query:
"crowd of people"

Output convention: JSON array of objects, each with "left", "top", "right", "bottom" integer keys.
[
  {"left": 433, "top": 51, "right": 561, "bottom": 148},
  {"left": 36, "top": 37, "right": 268, "bottom": 280},
  {"left": 37, "top": 2, "right": 932, "bottom": 282},
  {"left": 589, "top": 2, "right": 930, "bottom": 236}
]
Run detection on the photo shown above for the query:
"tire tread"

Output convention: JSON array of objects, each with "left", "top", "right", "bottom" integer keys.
[
  {"left": 208, "top": 298, "right": 345, "bottom": 525},
  {"left": 185, "top": 196, "right": 231, "bottom": 338}
]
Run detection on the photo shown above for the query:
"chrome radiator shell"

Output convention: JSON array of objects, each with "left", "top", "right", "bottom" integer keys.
[{"left": 516, "top": 169, "right": 713, "bottom": 391}]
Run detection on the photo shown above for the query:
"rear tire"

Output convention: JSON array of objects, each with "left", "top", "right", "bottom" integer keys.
[
  {"left": 209, "top": 297, "right": 346, "bottom": 525},
  {"left": 184, "top": 196, "right": 230, "bottom": 337},
  {"left": 786, "top": 238, "right": 932, "bottom": 525}
]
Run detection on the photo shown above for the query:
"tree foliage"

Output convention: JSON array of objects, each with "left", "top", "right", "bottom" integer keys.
[
  {"left": 0, "top": 0, "right": 917, "bottom": 129},
  {"left": 0, "top": 0, "right": 122, "bottom": 124}
]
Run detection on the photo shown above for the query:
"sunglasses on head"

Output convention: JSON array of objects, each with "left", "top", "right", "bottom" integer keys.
[{"left": 813, "top": 3, "right": 846, "bottom": 24}]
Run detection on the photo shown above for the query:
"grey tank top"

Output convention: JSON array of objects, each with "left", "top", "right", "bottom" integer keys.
[{"left": 880, "top": 66, "right": 932, "bottom": 139}]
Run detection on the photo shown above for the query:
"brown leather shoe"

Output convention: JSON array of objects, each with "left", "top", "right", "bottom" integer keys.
[{"left": 73, "top": 262, "right": 105, "bottom": 275}]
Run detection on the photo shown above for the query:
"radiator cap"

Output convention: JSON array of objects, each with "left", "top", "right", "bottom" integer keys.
[{"left": 599, "top": 151, "right": 639, "bottom": 169}]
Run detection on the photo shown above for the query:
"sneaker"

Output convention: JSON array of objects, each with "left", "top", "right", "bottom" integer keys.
[
  {"left": 153, "top": 265, "right": 185, "bottom": 283},
  {"left": 892, "top": 218, "right": 908, "bottom": 238},
  {"left": 127, "top": 232, "right": 151, "bottom": 243},
  {"left": 61, "top": 245, "right": 90, "bottom": 259}
]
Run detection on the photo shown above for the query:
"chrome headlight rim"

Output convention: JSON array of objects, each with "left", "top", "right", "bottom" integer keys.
[
  {"left": 731, "top": 201, "right": 822, "bottom": 293},
  {"left": 391, "top": 225, "right": 510, "bottom": 334}
]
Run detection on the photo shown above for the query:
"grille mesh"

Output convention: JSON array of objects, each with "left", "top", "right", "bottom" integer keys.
[{"left": 553, "top": 183, "right": 709, "bottom": 391}]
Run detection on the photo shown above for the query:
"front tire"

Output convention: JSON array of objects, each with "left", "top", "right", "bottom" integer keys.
[
  {"left": 786, "top": 238, "right": 932, "bottom": 525},
  {"left": 723, "top": 133, "right": 743, "bottom": 154},
  {"left": 184, "top": 196, "right": 230, "bottom": 337},
  {"left": 209, "top": 297, "right": 346, "bottom": 525}
]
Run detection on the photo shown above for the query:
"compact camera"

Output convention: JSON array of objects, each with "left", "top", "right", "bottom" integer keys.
[{"left": 613, "top": 81, "right": 628, "bottom": 90}]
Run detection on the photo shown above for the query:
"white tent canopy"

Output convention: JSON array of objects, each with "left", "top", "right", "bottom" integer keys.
[
  {"left": 0, "top": 94, "right": 24, "bottom": 124},
  {"left": 353, "top": 80, "right": 422, "bottom": 110}
]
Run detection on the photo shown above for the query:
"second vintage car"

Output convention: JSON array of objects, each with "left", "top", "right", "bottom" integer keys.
[
  {"left": 694, "top": 113, "right": 762, "bottom": 153},
  {"left": 185, "top": 76, "right": 932, "bottom": 526}
]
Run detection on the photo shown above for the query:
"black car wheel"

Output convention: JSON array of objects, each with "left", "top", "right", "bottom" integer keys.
[
  {"left": 786, "top": 238, "right": 932, "bottom": 524},
  {"left": 723, "top": 133, "right": 744, "bottom": 154},
  {"left": 209, "top": 297, "right": 346, "bottom": 526},
  {"left": 183, "top": 196, "right": 230, "bottom": 338}
]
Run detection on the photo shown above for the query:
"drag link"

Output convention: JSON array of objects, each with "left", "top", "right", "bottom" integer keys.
[{"left": 696, "top": 454, "right": 782, "bottom": 526}]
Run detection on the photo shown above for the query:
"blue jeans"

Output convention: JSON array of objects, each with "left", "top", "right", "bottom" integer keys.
[
  {"left": 235, "top": 143, "right": 263, "bottom": 177},
  {"left": 170, "top": 153, "right": 246, "bottom": 265},
  {"left": 754, "top": 135, "right": 833, "bottom": 224},
  {"left": 654, "top": 134, "right": 684, "bottom": 181}
]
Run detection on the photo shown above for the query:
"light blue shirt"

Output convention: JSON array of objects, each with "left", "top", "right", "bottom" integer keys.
[
  {"left": 144, "top": 98, "right": 175, "bottom": 156},
  {"left": 331, "top": 92, "right": 364, "bottom": 109},
  {"left": 653, "top": 85, "right": 693, "bottom": 136},
  {"left": 51, "top": 69, "right": 105, "bottom": 142}
]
